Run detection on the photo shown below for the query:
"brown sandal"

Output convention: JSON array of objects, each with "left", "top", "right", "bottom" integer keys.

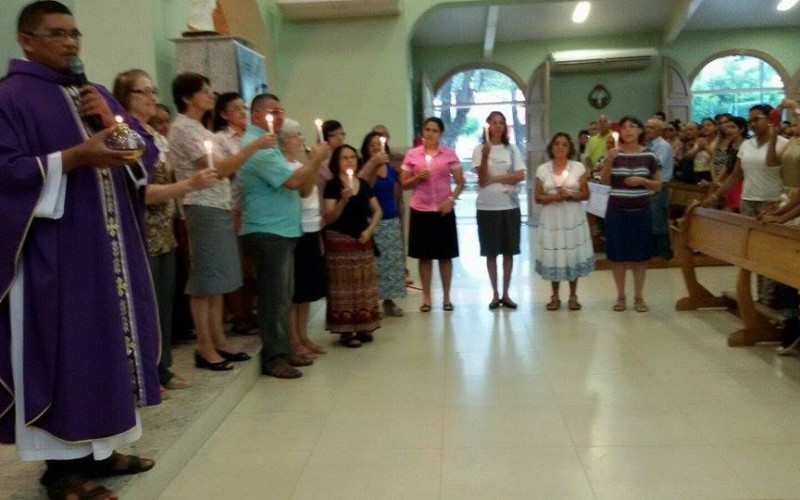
[
  {"left": 46, "top": 475, "right": 117, "bottom": 500},
  {"left": 86, "top": 452, "right": 154, "bottom": 478},
  {"left": 546, "top": 295, "right": 561, "bottom": 311},
  {"left": 634, "top": 298, "right": 649, "bottom": 312},
  {"left": 613, "top": 297, "right": 626, "bottom": 312},
  {"left": 568, "top": 295, "right": 582, "bottom": 310},
  {"left": 303, "top": 341, "right": 327, "bottom": 354},
  {"left": 265, "top": 362, "right": 303, "bottom": 379}
]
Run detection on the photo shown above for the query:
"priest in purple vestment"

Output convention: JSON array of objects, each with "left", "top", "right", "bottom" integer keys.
[{"left": 0, "top": 2, "right": 161, "bottom": 498}]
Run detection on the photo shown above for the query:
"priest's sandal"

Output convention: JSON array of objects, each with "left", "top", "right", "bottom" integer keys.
[
  {"left": 86, "top": 452, "right": 154, "bottom": 478},
  {"left": 45, "top": 475, "right": 116, "bottom": 500}
]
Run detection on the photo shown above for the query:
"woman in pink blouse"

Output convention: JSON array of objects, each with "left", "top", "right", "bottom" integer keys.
[{"left": 401, "top": 117, "right": 465, "bottom": 312}]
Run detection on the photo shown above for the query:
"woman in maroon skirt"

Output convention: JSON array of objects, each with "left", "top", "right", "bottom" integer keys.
[{"left": 323, "top": 145, "right": 383, "bottom": 347}]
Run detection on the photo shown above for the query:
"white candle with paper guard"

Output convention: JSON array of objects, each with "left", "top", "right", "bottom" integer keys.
[
  {"left": 315, "top": 119, "right": 324, "bottom": 143},
  {"left": 379, "top": 136, "right": 387, "bottom": 152},
  {"left": 203, "top": 140, "right": 214, "bottom": 169},
  {"left": 266, "top": 113, "right": 274, "bottom": 134},
  {"left": 346, "top": 168, "right": 355, "bottom": 191}
]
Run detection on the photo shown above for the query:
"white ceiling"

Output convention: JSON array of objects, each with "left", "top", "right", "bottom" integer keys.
[{"left": 411, "top": 0, "right": 800, "bottom": 47}]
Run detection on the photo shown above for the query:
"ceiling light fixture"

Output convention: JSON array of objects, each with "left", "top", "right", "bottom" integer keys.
[
  {"left": 777, "top": 0, "right": 799, "bottom": 11},
  {"left": 572, "top": 1, "right": 591, "bottom": 23}
]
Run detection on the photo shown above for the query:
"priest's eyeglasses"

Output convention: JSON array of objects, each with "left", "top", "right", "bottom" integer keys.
[
  {"left": 131, "top": 88, "right": 159, "bottom": 97},
  {"left": 24, "top": 30, "right": 83, "bottom": 41}
]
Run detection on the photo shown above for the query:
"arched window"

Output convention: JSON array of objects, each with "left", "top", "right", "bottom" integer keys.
[
  {"left": 433, "top": 68, "right": 526, "bottom": 162},
  {"left": 691, "top": 55, "right": 784, "bottom": 121}
]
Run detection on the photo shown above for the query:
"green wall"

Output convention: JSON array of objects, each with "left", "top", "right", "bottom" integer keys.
[
  {"left": 3, "top": 0, "right": 800, "bottom": 151},
  {"left": 412, "top": 27, "right": 800, "bottom": 145}
]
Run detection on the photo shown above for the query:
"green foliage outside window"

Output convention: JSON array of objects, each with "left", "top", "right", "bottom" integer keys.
[{"left": 691, "top": 55, "right": 784, "bottom": 121}]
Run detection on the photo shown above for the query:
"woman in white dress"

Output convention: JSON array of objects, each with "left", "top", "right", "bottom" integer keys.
[{"left": 534, "top": 133, "right": 595, "bottom": 310}]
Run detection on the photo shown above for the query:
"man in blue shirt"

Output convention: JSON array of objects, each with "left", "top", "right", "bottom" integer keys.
[
  {"left": 239, "top": 94, "right": 329, "bottom": 379},
  {"left": 645, "top": 117, "right": 674, "bottom": 260}
]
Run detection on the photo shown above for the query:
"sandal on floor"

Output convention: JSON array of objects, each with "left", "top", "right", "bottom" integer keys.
[
  {"left": 500, "top": 297, "right": 517, "bottom": 309},
  {"left": 288, "top": 355, "right": 313, "bottom": 367},
  {"left": 303, "top": 341, "right": 327, "bottom": 354},
  {"left": 264, "top": 362, "right": 303, "bottom": 379},
  {"left": 443, "top": 302, "right": 454, "bottom": 311},
  {"left": 488, "top": 298, "right": 501, "bottom": 310},
  {"left": 613, "top": 297, "right": 626, "bottom": 312},
  {"left": 568, "top": 295, "right": 582, "bottom": 311},
  {"left": 546, "top": 295, "right": 561, "bottom": 311},
  {"left": 634, "top": 299, "right": 649, "bottom": 313},
  {"left": 356, "top": 332, "right": 374, "bottom": 343},
  {"left": 339, "top": 335, "right": 362, "bottom": 348},
  {"left": 419, "top": 304, "right": 432, "bottom": 313},
  {"left": 86, "top": 452, "right": 154, "bottom": 478},
  {"left": 46, "top": 475, "right": 117, "bottom": 500}
]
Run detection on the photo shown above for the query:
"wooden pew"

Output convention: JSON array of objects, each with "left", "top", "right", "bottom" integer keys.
[
  {"left": 671, "top": 203, "right": 800, "bottom": 346},
  {"left": 668, "top": 181, "right": 711, "bottom": 220}
]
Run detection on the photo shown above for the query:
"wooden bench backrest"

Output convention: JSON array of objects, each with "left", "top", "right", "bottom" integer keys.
[{"left": 680, "top": 205, "right": 800, "bottom": 289}]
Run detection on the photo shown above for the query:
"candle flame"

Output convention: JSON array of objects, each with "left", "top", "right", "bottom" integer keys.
[
  {"left": 115, "top": 115, "right": 124, "bottom": 124},
  {"left": 203, "top": 140, "right": 213, "bottom": 152},
  {"left": 314, "top": 119, "right": 323, "bottom": 127}
]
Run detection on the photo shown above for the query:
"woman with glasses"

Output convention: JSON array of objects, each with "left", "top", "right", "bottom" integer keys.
[
  {"left": 168, "top": 72, "right": 274, "bottom": 371},
  {"left": 113, "top": 69, "right": 219, "bottom": 394},
  {"left": 212, "top": 92, "right": 258, "bottom": 336},
  {"left": 599, "top": 116, "right": 663, "bottom": 313}
]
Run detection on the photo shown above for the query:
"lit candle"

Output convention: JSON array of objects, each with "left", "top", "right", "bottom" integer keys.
[
  {"left": 266, "top": 113, "right": 274, "bottom": 134},
  {"left": 379, "top": 136, "right": 387, "bottom": 153},
  {"left": 203, "top": 139, "right": 214, "bottom": 170},
  {"left": 425, "top": 154, "right": 432, "bottom": 167},
  {"left": 484, "top": 123, "right": 489, "bottom": 143},
  {"left": 315, "top": 119, "right": 324, "bottom": 143},
  {"left": 346, "top": 168, "right": 355, "bottom": 191},
  {"left": 611, "top": 131, "right": 620, "bottom": 149},
  {"left": 114, "top": 115, "right": 124, "bottom": 125}
]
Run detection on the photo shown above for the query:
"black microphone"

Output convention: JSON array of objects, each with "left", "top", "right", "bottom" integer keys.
[{"left": 68, "top": 55, "right": 104, "bottom": 132}]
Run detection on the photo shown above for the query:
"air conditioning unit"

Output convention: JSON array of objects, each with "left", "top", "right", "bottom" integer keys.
[
  {"left": 549, "top": 48, "right": 659, "bottom": 74},
  {"left": 278, "top": 0, "right": 400, "bottom": 22}
]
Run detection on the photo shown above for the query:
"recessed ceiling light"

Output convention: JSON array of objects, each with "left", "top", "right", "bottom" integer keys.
[
  {"left": 777, "top": 0, "right": 799, "bottom": 11},
  {"left": 573, "top": 1, "right": 591, "bottom": 23}
]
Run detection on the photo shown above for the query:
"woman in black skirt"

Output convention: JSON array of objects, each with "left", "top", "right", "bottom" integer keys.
[
  {"left": 400, "top": 117, "right": 465, "bottom": 312},
  {"left": 598, "top": 116, "right": 663, "bottom": 312}
]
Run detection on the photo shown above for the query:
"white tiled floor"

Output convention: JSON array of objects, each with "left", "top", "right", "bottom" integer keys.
[{"left": 161, "top": 224, "right": 800, "bottom": 499}]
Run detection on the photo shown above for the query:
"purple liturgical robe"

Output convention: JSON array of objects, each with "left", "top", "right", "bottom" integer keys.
[{"left": 0, "top": 59, "right": 161, "bottom": 445}]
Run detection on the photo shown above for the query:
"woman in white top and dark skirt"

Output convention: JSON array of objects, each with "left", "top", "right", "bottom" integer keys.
[{"left": 472, "top": 111, "right": 526, "bottom": 310}]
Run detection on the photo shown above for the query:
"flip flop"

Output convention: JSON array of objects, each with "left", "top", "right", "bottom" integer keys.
[
  {"left": 419, "top": 304, "right": 432, "bottom": 313},
  {"left": 443, "top": 303, "right": 454, "bottom": 311}
]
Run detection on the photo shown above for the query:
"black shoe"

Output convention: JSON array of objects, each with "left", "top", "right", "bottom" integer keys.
[
  {"left": 194, "top": 352, "right": 233, "bottom": 371},
  {"left": 216, "top": 350, "right": 251, "bottom": 362}
]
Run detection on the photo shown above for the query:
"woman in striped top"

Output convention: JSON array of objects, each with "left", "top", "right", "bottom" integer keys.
[{"left": 599, "top": 116, "right": 663, "bottom": 312}]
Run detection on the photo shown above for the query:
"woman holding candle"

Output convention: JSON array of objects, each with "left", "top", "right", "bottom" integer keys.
[
  {"left": 401, "top": 117, "right": 465, "bottom": 312},
  {"left": 323, "top": 145, "right": 382, "bottom": 347},
  {"left": 599, "top": 116, "right": 663, "bottom": 312},
  {"left": 533, "top": 132, "right": 594, "bottom": 311},
  {"left": 472, "top": 111, "right": 527, "bottom": 310},
  {"left": 212, "top": 92, "right": 259, "bottom": 335},
  {"left": 168, "top": 72, "right": 275, "bottom": 370},
  {"left": 360, "top": 131, "right": 406, "bottom": 317},
  {"left": 113, "top": 68, "right": 220, "bottom": 392}
]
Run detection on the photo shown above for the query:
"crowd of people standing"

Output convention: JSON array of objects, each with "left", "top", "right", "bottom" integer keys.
[{"left": 2, "top": 3, "right": 800, "bottom": 498}]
